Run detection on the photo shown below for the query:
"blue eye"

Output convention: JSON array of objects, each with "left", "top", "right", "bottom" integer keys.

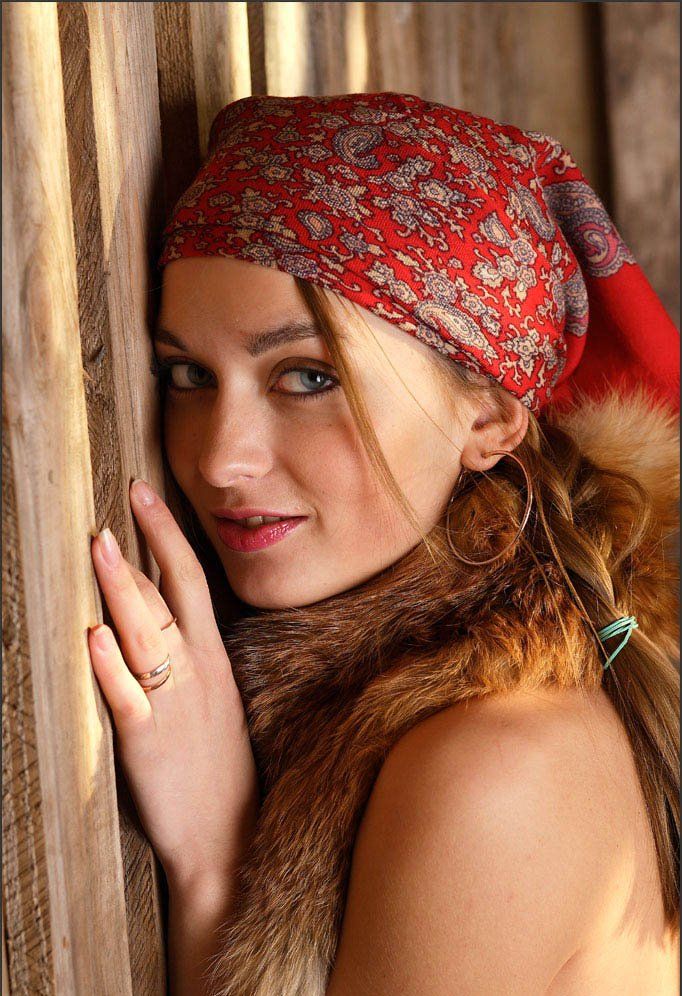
[
  {"left": 273, "top": 367, "right": 339, "bottom": 398},
  {"left": 150, "top": 356, "right": 339, "bottom": 401}
]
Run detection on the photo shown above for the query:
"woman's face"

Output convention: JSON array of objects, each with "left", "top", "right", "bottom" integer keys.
[{"left": 156, "top": 256, "right": 488, "bottom": 608}]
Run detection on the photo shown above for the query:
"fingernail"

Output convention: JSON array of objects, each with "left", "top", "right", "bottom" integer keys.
[
  {"left": 131, "top": 478, "right": 155, "bottom": 507},
  {"left": 89, "top": 624, "right": 111, "bottom": 650},
  {"left": 98, "top": 528, "right": 120, "bottom": 566}
]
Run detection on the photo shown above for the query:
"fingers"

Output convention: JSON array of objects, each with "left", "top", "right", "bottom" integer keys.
[
  {"left": 91, "top": 528, "right": 172, "bottom": 681},
  {"left": 128, "top": 562, "right": 177, "bottom": 630},
  {"left": 128, "top": 479, "right": 216, "bottom": 646},
  {"left": 88, "top": 623, "right": 152, "bottom": 728}
]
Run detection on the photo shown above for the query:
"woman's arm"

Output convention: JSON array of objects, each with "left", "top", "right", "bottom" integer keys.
[
  {"left": 87, "top": 484, "right": 260, "bottom": 995},
  {"left": 160, "top": 748, "right": 258, "bottom": 996},
  {"left": 164, "top": 800, "right": 258, "bottom": 995},
  {"left": 166, "top": 866, "right": 241, "bottom": 996}
]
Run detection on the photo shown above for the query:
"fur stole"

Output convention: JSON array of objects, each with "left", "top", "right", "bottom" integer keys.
[{"left": 208, "top": 388, "right": 679, "bottom": 996}]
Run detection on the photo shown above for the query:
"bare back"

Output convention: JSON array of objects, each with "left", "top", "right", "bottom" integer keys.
[
  {"left": 541, "top": 686, "right": 679, "bottom": 995},
  {"left": 460, "top": 685, "right": 679, "bottom": 995}
]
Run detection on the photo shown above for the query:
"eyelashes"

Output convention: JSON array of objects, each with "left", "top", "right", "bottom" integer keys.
[
  {"left": 149, "top": 355, "right": 340, "bottom": 402},
  {"left": 150, "top": 356, "right": 212, "bottom": 392}
]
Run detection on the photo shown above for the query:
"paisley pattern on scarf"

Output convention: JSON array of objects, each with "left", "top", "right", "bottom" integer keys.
[
  {"left": 543, "top": 180, "right": 636, "bottom": 278},
  {"left": 157, "top": 92, "right": 651, "bottom": 413}
]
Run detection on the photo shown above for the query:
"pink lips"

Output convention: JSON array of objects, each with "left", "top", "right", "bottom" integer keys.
[{"left": 214, "top": 513, "right": 307, "bottom": 553}]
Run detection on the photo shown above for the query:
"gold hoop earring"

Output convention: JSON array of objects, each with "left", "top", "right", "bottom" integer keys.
[{"left": 446, "top": 449, "right": 534, "bottom": 566}]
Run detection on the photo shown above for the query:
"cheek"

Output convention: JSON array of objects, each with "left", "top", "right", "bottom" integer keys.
[
  {"left": 287, "top": 411, "right": 377, "bottom": 506},
  {"left": 396, "top": 424, "right": 458, "bottom": 495},
  {"left": 161, "top": 397, "right": 371, "bottom": 502},
  {"left": 366, "top": 402, "right": 462, "bottom": 521}
]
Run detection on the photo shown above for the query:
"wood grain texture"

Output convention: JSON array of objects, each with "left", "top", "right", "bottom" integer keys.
[
  {"left": 2, "top": 390, "right": 53, "bottom": 996},
  {"left": 59, "top": 5, "right": 167, "bottom": 994},
  {"left": 1, "top": 4, "right": 132, "bottom": 992},
  {"left": 154, "top": 2, "right": 201, "bottom": 213},
  {"left": 190, "top": 1, "right": 251, "bottom": 156},
  {"left": 602, "top": 1, "right": 680, "bottom": 326},
  {"left": 3, "top": 5, "right": 678, "bottom": 993},
  {"left": 306, "top": 2, "right": 353, "bottom": 93},
  {"left": 432, "top": 2, "right": 608, "bottom": 198},
  {"left": 246, "top": 1, "right": 267, "bottom": 94},
  {"left": 364, "top": 2, "right": 424, "bottom": 95},
  {"left": 262, "top": 1, "right": 316, "bottom": 96},
  {"left": 85, "top": 2, "right": 167, "bottom": 524},
  {"left": 2, "top": 894, "right": 9, "bottom": 995}
]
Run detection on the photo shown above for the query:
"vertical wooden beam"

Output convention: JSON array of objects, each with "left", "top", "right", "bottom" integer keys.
[
  {"left": 2, "top": 894, "right": 9, "bottom": 995},
  {"left": 344, "top": 2, "right": 370, "bottom": 92},
  {"left": 412, "top": 1, "right": 464, "bottom": 107},
  {"left": 602, "top": 1, "right": 680, "bottom": 325},
  {"left": 262, "top": 2, "right": 316, "bottom": 96},
  {"left": 154, "top": 2, "right": 202, "bottom": 212},
  {"left": 246, "top": 1, "right": 267, "bottom": 94},
  {"left": 363, "top": 2, "right": 423, "bottom": 94},
  {"left": 306, "top": 2, "right": 346, "bottom": 92},
  {"left": 2, "top": 3, "right": 133, "bottom": 991},
  {"left": 189, "top": 2, "right": 252, "bottom": 157},
  {"left": 85, "top": 1, "right": 166, "bottom": 509},
  {"left": 440, "top": 2, "right": 607, "bottom": 198},
  {"left": 60, "top": 4, "right": 168, "bottom": 992},
  {"left": 2, "top": 385, "right": 53, "bottom": 994}
]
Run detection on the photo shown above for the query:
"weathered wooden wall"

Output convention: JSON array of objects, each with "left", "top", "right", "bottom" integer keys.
[{"left": 2, "top": 3, "right": 679, "bottom": 992}]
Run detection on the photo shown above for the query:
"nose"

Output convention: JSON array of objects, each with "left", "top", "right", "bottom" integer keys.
[{"left": 196, "top": 391, "right": 273, "bottom": 489}]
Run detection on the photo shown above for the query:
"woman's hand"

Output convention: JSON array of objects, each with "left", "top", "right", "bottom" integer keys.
[{"left": 88, "top": 478, "right": 259, "bottom": 887}]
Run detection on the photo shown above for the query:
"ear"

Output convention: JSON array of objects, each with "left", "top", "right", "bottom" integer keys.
[{"left": 459, "top": 393, "right": 529, "bottom": 472}]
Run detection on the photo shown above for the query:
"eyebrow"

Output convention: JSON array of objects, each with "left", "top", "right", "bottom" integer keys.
[{"left": 153, "top": 319, "right": 322, "bottom": 358}]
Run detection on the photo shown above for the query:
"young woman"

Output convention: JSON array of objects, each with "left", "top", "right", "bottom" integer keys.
[{"left": 88, "top": 93, "right": 680, "bottom": 995}]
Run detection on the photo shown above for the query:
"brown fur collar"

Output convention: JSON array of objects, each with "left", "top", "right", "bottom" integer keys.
[{"left": 207, "top": 388, "right": 679, "bottom": 996}]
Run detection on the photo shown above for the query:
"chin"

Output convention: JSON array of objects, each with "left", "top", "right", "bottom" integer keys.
[
  {"left": 229, "top": 578, "right": 329, "bottom": 610},
  {"left": 224, "top": 552, "right": 406, "bottom": 610},
  {"left": 222, "top": 563, "right": 328, "bottom": 610},
  {"left": 224, "top": 553, "right": 380, "bottom": 609}
]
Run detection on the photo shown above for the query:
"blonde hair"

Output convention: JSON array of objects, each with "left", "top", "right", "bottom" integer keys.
[{"left": 295, "top": 275, "right": 680, "bottom": 931}]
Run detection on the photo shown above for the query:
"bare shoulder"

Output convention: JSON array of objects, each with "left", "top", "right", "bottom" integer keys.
[
  {"left": 327, "top": 684, "right": 640, "bottom": 995},
  {"left": 386, "top": 681, "right": 638, "bottom": 815},
  {"left": 377, "top": 682, "right": 639, "bottom": 856}
]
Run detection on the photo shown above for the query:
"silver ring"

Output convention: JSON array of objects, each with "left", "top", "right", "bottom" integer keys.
[{"left": 136, "top": 653, "right": 172, "bottom": 692}]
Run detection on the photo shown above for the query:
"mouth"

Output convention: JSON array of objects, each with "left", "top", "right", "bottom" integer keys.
[{"left": 213, "top": 511, "right": 308, "bottom": 553}]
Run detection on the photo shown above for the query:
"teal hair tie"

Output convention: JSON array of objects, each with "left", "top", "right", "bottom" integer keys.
[{"left": 597, "top": 615, "right": 639, "bottom": 670}]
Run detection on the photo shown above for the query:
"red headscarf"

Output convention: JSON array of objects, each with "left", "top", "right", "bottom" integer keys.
[{"left": 158, "top": 91, "right": 679, "bottom": 416}]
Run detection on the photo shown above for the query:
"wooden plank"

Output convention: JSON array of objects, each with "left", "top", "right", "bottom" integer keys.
[
  {"left": 60, "top": 5, "right": 167, "bottom": 993},
  {"left": 153, "top": 2, "right": 202, "bottom": 212},
  {"left": 2, "top": 892, "right": 9, "bottom": 995},
  {"left": 85, "top": 1, "right": 167, "bottom": 514},
  {"left": 426, "top": 2, "right": 607, "bottom": 198},
  {"left": 307, "top": 2, "right": 360, "bottom": 94},
  {"left": 2, "top": 388, "right": 52, "bottom": 994},
  {"left": 246, "top": 1, "right": 267, "bottom": 94},
  {"left": 411, "top": 1, "right": 463, "bottom": 106},
  {"left": 189, "top": 2, "right": 252, "bottom": 157},
  {"left": 1, "top": 3, "right": 133, "bottom": 991},
  {"left": 343, "top": 2, "right": 371, "bottom": 93},
  {"left": 262, "top": 1, "right": 315, "bottom": 96},
  {"left": 363, "top": 2, "right": 423, "bottom": 95},
  {"left": 306, "top": 2, "right": 347, "bottom": 92},
  {"left": 602, "top": 1, "right": 680, "bottom": 325}
]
